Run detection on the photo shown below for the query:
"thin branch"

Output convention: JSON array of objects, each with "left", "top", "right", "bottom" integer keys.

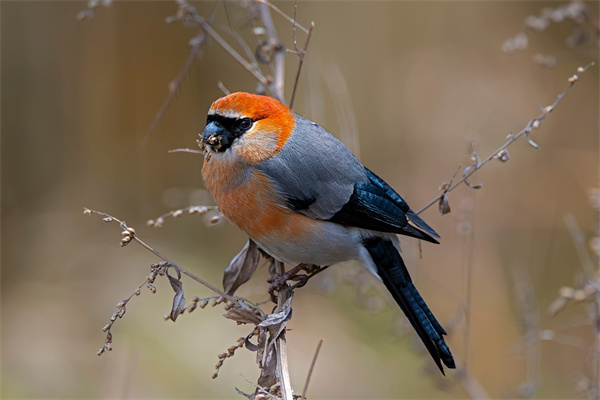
[
  {"left": 138, "top": 40, "right": 202, "bottom": 158},
  {"left": 168, "top": 148, "right": 203, "bottom": 154},
  {"left": 301, "top": 339, "right": 323, "bottom": 400},
  {"left": 145, "top": 205, "right": 219, "bottom": 228},
  {"left": 202, "top": 22, "right": 270, "bottom": 86},
  {"left": 258, "top": 1, "right": 285, "bottom": 103},
  {"left": 416, "top": 62, "right": 595, "bottom": 216},
  {"left": 289, "top": 21, "right": 314, "bottom": 109},
  {"left": 83, "top": 208, "right": 238, "bottom": 304},
  {"left": 256, "top": 0, "right": 309, "bottom": 34},
  {"left": 275, "top": 262, "right": 294, "bottom": 400},
  {"left": 454, "top": 361, "right": 492, "bottom": 400}
]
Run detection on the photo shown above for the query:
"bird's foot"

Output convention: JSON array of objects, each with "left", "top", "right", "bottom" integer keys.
[{"left": 267, "top": 263, "right": 309, "bottom": 302}]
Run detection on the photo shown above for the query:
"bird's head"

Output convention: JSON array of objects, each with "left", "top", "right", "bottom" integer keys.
[{"left": 200, "top": 92, "right": 295, "bottom": 165}]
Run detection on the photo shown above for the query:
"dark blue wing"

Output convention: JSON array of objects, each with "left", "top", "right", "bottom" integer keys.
[
  {"left": 364, "top": 168, "right": 440, "bottom": 239},
  {"left": 327, "top": 168, "right": 440, "bottom": 244}
]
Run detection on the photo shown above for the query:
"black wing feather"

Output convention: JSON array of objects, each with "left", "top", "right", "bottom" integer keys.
[
  {"left": 365, "top": 168, "right": 440, "bottom": 239},
  {"left": 327, "top": 168, "right": 439, "bottom": 244}
]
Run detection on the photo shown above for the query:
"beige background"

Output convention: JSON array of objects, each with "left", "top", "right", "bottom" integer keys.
[{"left": 2, "top": 1, "right": 599, "bottom": 398}]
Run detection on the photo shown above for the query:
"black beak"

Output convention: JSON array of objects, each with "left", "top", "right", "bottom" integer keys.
[{"left": 202, "top": 121, "right": 231, "bottom": 151}]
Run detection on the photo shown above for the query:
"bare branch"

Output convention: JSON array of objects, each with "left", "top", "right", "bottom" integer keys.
[
  {"left": 145, "top": 205, "right": 220, "bottom": 228},
  {"left": 416, "top": 62, "right": 595, "bottom": 216},
  {"left": 83, "top": 208, "right": 238, "bottom": 304},
  {"left": 256, "top": 0, "right": 309, "bottom": 34},
  {"left": 289, "top": 22, "right": 314, "bottom": 109},
  {"left": 301, "top": 339, "right": 323, "bottom": 399},
  {"left": 258, "top": 1, "right": 285, "bottom": 102},
  {"left": 138, "top": 38, "right": 202, "bottom": 158}
]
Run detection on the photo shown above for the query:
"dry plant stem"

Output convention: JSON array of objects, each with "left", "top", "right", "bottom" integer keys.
[
  {"left": 455, "top": 364, "right": 491, "bottom": 400},
  {"left": 289, "top": 22, "right": 314, "bottom": 109},
  {"left": 138, "top": 41, "right": 202, "bottom": 157},
  {"left": 300, "top": 339, "right": 323, "bottom": 400},
  {"left": 202, "top": 22, "right": 269, "bottom": 87},
  {"left": 258, "top": 1, "right": 285, "bottom": 103},
  {"left": 139, "top": 0, "right": 223, "bottom": 155},
  {"left": 256, "top": 0, "right": 309, "bottom": 34},
  {"left": 415, "top": 62, "right": 595, "bottom": 216},
  {"left": 461, "top": 191, "right": 476, "bottom": 373},
  {"left": 146, "top": 205, "right": 219, "bottom": 228},
  {"left": 512, "top": 265, "right": 541, "bottom": 396},
  {"left": 565, "top": 213, "right": 596, "bottom": 276},
  {"left": 83, "top": 208, "right": 238, "bottom": 305},
  {"left": 275, "top": 262, "right": 294, "bottom": 400},
  {"left": 593, "top": 300, "right": 600, "bottom": 400},
  {"left": 168, "top": 148, "right": 203, "bottom": 154}
]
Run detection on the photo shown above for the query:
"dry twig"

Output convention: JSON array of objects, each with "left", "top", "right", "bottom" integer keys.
[{"left": 416, "top": 62, "right": 595, "bottom": 217}]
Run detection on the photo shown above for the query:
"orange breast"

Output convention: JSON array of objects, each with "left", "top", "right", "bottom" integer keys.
[{"left": 203, "top": 158, "right": 314, "bottom": 243}]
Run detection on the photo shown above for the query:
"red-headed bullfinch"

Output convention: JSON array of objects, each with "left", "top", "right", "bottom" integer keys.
[{"left": 200, "top": 92, "right": 455, "bottom": 373}]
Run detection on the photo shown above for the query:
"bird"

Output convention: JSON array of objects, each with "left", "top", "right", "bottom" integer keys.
[{"left": 199, "top": 92, "right": 455, "bottom": 373}]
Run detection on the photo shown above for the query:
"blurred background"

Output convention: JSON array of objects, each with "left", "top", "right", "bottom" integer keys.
[{"left": 2, "top": 1, "right": 598, "bottom": 398}]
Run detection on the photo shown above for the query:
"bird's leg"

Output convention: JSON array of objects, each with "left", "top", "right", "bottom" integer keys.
[{"left": 267, "top": 263, "right": 309, "bottom": 301}]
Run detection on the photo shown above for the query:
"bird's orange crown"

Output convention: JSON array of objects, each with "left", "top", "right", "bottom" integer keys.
[{"left": 209, "top": 92, "right": 295, "bottom": 157}]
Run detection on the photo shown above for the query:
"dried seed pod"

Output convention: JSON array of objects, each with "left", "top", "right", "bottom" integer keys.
[
  {"left": 573, "top": 289, "right": 585, "bottom": 301},
  {"left": 495, "top": 149, "right": 510, "bottom": 162},
  {"left": 559, "top": 286, "right": 574, "bottom": 299},
  {"left": 172, "top": 210, "right": 183, "bottom": 218}
]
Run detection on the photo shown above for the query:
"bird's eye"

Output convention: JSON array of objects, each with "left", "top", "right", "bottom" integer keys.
[{"left": 239, "top": 118, "right": 253, "bottom": 130}]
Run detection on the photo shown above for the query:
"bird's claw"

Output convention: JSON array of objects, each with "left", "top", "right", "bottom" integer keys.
[{"left": 267, "top": 263, "right": 309, "bottom": 303}]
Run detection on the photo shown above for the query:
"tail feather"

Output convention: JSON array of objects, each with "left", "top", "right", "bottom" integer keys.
[{"left": 363, "top": 237, "right": 455, "bottom": 373}]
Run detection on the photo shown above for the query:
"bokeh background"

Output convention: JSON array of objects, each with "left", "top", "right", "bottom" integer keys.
[{"left": 2, "top": 1, "right": 599, "bottom": 398}]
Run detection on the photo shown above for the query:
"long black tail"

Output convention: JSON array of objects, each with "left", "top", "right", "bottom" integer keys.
[{"left": 363, "top": 237, "right": 455, "bottom": 374}]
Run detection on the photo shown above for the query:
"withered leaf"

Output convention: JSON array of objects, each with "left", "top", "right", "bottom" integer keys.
[
  {"left": 223, "top": 239, "right": 261, "bottom": 295},
  {"left": 462, "top": 165, "right": 483, "bottom": 189},
  {"left": 245, "top": 330, "right": 260, "bottom": 352},
  {"left": 234, "top": 388, "right": 254, "bottom": 400},
  {"left": 167, "top": 272, "right": 185, "bottom": 321},
  {"left": 223, "top": 305, "right": 263, "bottom": 325},
  {"left": 256, "top": 343, "right": 278, "bottom": 392},
  {"left": 258, "top": 296, "right": 292, "bottom": 328},
  {"left": 256, "top": 326, "right": 267, "bottom": 368},
  {"left": 438, "top": 193, "right": 451, "bottom": 215}
]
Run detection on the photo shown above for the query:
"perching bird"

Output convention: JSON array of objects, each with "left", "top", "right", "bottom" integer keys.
[{"left": 200, "top": 92, "right": 455, "bottom": 373}]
